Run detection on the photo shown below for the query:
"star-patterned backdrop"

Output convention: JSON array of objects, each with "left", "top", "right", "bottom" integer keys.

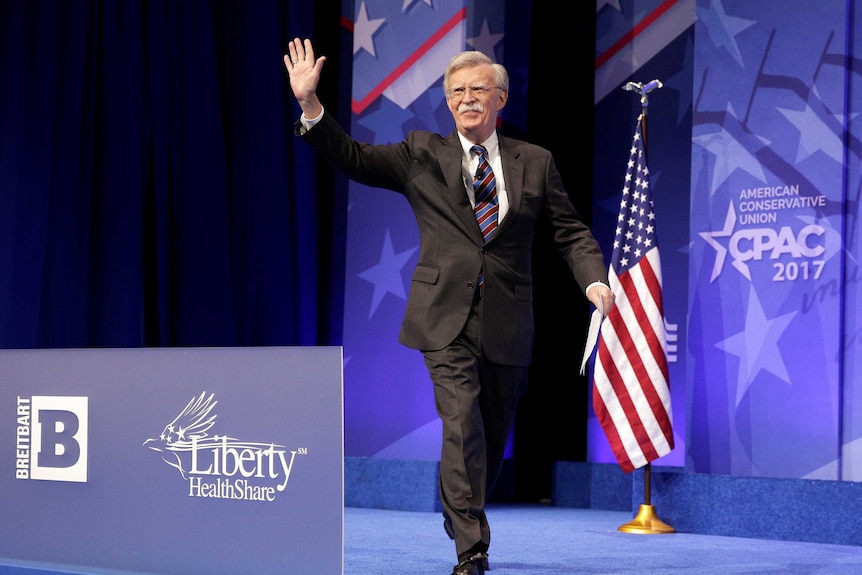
[
  {"left": 686, "top": 0, "right": 859, "bottom": 480},
  {"left": 340, "top": 0, "right": 862, "bottom": 483}
]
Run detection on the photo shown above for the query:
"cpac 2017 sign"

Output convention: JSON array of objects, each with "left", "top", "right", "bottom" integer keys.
[{"left": 699, "top": 185, "right": 828, "bottom": 283}]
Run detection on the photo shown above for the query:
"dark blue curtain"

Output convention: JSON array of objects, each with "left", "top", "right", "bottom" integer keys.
[{"left": 0, "top": 0, "right": 342, "bottom": 348}]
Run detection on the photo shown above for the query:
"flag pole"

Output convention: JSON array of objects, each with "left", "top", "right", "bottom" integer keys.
[{"left": 616, "top": 79, "right": 675, "bottom": 535}]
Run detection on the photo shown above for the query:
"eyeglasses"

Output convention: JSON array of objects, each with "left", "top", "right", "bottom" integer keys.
[{"left": 446, "top": 85, "right": 499, "bottom": 101}]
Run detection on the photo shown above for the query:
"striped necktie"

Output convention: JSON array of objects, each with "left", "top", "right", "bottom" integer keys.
[
  {"left": 472, "top": 145, "right": 498, "bottom": 242},
  {"left": 472, "top": 145, "right": 498, "bottom": 291}
]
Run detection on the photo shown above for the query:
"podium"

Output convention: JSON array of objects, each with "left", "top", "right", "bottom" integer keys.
[{"left": 0, "top": 346, "right": 344, "bottom": 575}]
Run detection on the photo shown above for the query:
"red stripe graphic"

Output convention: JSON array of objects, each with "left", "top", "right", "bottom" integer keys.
[
  {"left": 595, "top": 0, "right": 679, "bottom": 70},
  {"left": 351, "top": 8, "right": 467, "bottom": 115}
]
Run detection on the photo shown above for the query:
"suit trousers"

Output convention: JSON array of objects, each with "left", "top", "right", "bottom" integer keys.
[{"left": 422, "top": 291, "right": 530, "bottom": 559}]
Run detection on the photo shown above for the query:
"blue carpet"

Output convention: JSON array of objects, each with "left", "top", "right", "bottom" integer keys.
[{"left": 344, "top": 503, "right": 862, "bottom": 575}]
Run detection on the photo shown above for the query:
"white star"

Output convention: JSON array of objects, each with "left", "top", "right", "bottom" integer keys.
[
  {"left": 716, "top": 285, "right": 797, "bottom": 405},
  {"left": 353, "top": 2, "right": 385, "bottom": 57},
  {"left": 699, "top": 202, "right": 736, "bottom": 282},
  {"left": 696, "top": 0, "right": 756, "bottom": 67},
  {"left": 777, "top": 105, "right": 844, "bottom": 164},
  {"left": 693, "top": 124, "right": 768, "bottom": 195}
]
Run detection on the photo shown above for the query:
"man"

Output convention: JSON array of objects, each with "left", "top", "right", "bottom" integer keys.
[{"left": 284, "top": 38, "right": 614, "bottom": 575}]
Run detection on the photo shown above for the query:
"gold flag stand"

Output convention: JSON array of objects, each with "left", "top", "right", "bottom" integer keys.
[{"left": 617, "top": 463, "right": 675, "bottom": 534}]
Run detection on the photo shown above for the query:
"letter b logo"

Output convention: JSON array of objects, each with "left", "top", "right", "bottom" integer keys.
[{"left": 31, "top": 396, "right": 88, "bottom": 482}]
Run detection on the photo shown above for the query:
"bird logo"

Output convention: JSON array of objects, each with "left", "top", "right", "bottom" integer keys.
[{"left": 143, "top": 391, "right": 219, "bottom": 479}]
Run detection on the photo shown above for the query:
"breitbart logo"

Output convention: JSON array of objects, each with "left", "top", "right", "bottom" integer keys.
[
  {"left": 15, "top": 396, "right": 89, "bottom": 482},
  {"left": 143, "top": 392, "right": 306, "bottom": 502}
]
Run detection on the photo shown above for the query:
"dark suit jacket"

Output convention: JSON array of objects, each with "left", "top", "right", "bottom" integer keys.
[{"left": 300, "top": 112, "right": 609, "bottom": 366}]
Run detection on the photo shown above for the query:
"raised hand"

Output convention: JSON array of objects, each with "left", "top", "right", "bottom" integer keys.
[{"left": 283, "top": 38, "right": 326, "bottom": 118}]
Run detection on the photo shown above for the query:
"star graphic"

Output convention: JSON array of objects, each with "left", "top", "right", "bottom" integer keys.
[
  {"left": 358, "top": 229, "right": 418, "bottom": 318},
  {"left": 698, "top": 202, "right": 736, "bottom": 282},
  {"left": 467, "top": 19, "right": 504, "bottom": 59},
  {"left": 663, "top": 36, "right": 695, "bottom": 126},
  {"left": 692, "top": 121, "right": 768, "bottom": 194},
  {"left": 777, "top": 104, "right": 844, "bottom": 164},
  {"left": 715, "top": 285, "right": 796, "bottom": 406},
  {"left": 696, "top": 0, "right": 756, "bottom": 67},
  {"left": 354, "top": 1, "right": 386, "bottom": 57},
  {"left": 596, "top": 0, "right": 622, "bottom": 13},
  {"left": 402, "top": 0, "right": 433, "bottom": 10},
  {"left": 358, "top": 100, "right": 414, "bottom": 144}
]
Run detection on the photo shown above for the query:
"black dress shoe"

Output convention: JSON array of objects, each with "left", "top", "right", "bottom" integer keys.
[{"left": 450, "top": 552, "right": 487, "bottom": 575}]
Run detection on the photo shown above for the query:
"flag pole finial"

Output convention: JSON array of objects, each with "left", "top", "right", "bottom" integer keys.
[
  {"left": 622, "top": 79, "right": 663, "bottom": 107},
  {"left": 623, "top": 79, "right": 663, "bottom": 152}
]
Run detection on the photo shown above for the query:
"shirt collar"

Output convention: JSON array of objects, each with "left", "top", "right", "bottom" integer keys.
[{"left": 457, "top": 131, "right": 499, "bottom": 159}]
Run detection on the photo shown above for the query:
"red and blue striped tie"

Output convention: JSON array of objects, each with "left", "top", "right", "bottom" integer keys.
[
  {"left": 472, "top": 145, "right": 498, "bottom": 242},
  {"left": 472, "top": 145, "right": 498, "bottom": 290}
]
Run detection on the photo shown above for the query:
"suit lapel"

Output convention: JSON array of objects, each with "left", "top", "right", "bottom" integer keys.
[
  {"left": 441, "top": 132, "right": 486, "bottom": 244},
  {"left": 498, "top": 136, "right": 524, "bottom": 234}
]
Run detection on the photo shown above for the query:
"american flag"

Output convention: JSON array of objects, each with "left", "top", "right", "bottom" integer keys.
[{"left": 592, "top": 115, "right": 674, "bottom": 473}]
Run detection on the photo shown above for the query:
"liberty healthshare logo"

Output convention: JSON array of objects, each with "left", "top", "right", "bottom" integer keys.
[
  {"left": 15, "top": 396, "right": 89, "bottom": 482},
  {"left": 143, "top": 392, "right": 306, "bottom": 502},
  {"left": 699, "top": 185, "right": 826, "bottom": 283}
]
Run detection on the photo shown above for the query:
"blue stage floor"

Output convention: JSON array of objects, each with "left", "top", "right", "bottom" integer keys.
[
  {"left": 344, "top": 503, "right": 862, "bottom": 575},
  {"left": 4, "top": 503, "right": 862, "bottom": 574}
]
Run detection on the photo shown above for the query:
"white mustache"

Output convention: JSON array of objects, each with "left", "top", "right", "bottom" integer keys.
[{"left": 458, "top": 103, "right": 484, "bottom": 113}]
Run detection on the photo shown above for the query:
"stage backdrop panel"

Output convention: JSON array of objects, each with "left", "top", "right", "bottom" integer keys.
[
  {"left": 0, "top": 346, "right": 343, "bottom": 575},
  {"left": 689, "top": 0, "right": 847, "bottom": 478},
  {"left": 845, "top": 2, "right": 862, "bottom": 481}
]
